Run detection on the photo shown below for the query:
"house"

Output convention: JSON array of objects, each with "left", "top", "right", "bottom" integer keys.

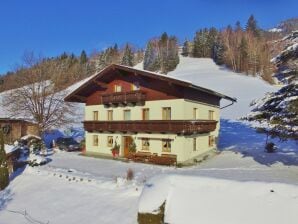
[
  {"left": 0, "top": 118, "right": 39, "bottom": 144},
  {"left": 65, "top": 64, "right": 236, "bottom": 164}
]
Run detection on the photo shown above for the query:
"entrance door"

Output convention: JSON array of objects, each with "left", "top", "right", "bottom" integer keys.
[{"left": 123, "top": 136, "right": 132, "bottom": 157}]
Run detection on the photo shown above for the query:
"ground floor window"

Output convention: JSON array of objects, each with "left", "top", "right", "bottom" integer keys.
[
  {"left": 193, "top": 138, "right": 197, "bottom": 151},
  {"left": 93, "top": 135, "right": 99, "bottom": 146},
  {"left": 209, "top": 135, "right": 215, "bottom": 147},
  {"left": 107, "top": 136, "right": 113, "bottom": 147},
  {"left": 142, "top": 138, "right": 150, "bottom": 151},
  {"left": 162, "top": 139, "right": 171, "bottom": 152}
]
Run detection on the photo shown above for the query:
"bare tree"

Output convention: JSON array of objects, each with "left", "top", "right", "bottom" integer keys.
[{"left": 2, "top": 52, "right": 74, "bottom": 136}]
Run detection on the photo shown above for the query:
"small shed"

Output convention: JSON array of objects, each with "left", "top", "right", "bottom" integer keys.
[{"left": 0, "top": 118, "right": 39, "bottom": 144}]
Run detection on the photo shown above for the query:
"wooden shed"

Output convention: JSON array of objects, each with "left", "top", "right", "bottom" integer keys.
[{"left": 0, "top": 118, "right": 39, "bottom": 144}]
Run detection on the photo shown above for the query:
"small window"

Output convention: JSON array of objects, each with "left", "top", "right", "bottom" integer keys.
[
  {"left": 93, "top": 135, "right": 99, "bottom": 146},
  {"left": 107, "top": 136, "right": 113, "bottom": 147},
  {"left": 93, "top": 111, "right": 99, "bottom": 120},
  {"left": 162, "top": 139, "right": 171, "bottom": 152},
  {"left": 209, "top": 136, "right": 215, "bottom": 147},
  {"left": 193, "top": 108, "right": 197, "bottom": 119},
  {"left": 142, "top": 138, "right": 150, "bottom": 151},
  {"left": 131, "top": 82, "right": 140, "bottom": 91},
  {"left": 142, "top": 108, "right": 149, "bottom": 120},
  {"left": 107, "top": 110, "right": 113, "bottom": 121},
  {"left": 209, "top": 110, "right": 214, "bottom": 120},
  {"left": 193, "top": 138, "right": 196, "bottom": 151},
  {"left": 162, "top": 107, "right": 171, "bottom": 120},
  {"left": 114, "top": 84, "right": 122, "bottom": 92},
  {"left": 124, "top": 110, "right": 131, "bottom": 120}
]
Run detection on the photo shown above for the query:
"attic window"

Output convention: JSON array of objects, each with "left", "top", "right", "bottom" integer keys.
[
  {"left": 131, "top": 82, "right": 140, "bottom": 91},
  {"left": 114, "top": 84, "right": 122, "bottom": 92}
]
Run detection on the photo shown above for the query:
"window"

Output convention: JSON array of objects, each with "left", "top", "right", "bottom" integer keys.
[
  {"left": 131, "top": 82, "right": 140, "bottom": 91},
  {"left": 142, "top": 108, "right": 149, "bottom": 120},
  {"left": 124, "top": 110, "right": 131, "bottom": 120},
  {"left": 193, "top": 108, "right": 197, "bottom": 119},
  {"left": 162, "top": 139, "right": 171, "bottom": 152},
  {"left": 142, "top": 138, "right": 150, "bottom": 151},
  {"left": 209, "top": 136, "right": 215, "bottom": 147},
  {"left": 107, "top": 136, "right": 113, "bottom": 147},
  {"left": 93, "top": 135, "right": 99, "bottom": 146},
  {"left": 193, "top": 138, "right": 197, "bottom": 151},
  {"left": 114, "top": 84, "right": 122, "bottom": 92},
  {"left": 209, "top": 110, "right": 214, "bottom": 120},
  {"left": 107, "top": 110, "right": 113, "bottom": 121},
  {"left": 93, "top": 111, "right": 99, "bottom": 120},
  {"left": 162, "top": 107, "right": 171, "bottom": 120}
]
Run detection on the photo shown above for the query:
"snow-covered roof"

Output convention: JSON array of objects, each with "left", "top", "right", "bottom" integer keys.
[{"left": 65, "top": 64, "right": 237, "bottom": 103}]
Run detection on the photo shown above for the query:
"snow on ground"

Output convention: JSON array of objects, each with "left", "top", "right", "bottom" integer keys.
[
  {"left": 0, "top": 167, "right": 139, "bottom": 224},
  {"left": 168, "top": 56, "right": 279, "bottom": 119},
  {"left": 1, "top": 122, "right": 297, "bottom": 224},
  {"left": 139, "top": 175, "right": 298, "bottom": 224}
]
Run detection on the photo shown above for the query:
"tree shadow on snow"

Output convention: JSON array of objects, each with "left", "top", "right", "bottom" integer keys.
[
  {"left": 219, "top": 119, "right": 298, "bottom": 166},
  {"left": 0, "top": 188, "right": 14, "bottom": 211}
]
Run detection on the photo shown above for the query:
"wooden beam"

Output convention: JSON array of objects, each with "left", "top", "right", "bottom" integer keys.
[
  {"left": 74, "top": 95, "right": 87, "bottom": 102},
  {"left": 93, "top": 80, "right": 108, "bottom": 88}
]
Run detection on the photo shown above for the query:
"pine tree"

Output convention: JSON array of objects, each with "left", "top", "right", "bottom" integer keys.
[
  {"left": 182, "top": 40, "right": 191, "bottom": 56},
  {"left": 213, "top": 34, "right": 225, "bottom": 65},
  {"left": 144, "top": 40, "right": 160, "bottom": 71},
  {"left": 246, "top": 15, "right": 259, "bottom": 36},
  {"left": 121, "top": 44, "right": 134, "bottom": 66},
  {"left": 235, "top": 21, "right": 242, "bottom": 32},
  {"left": 238, "top": 37, "right": 248, "bottom": 72},
  {"left": 80, "top": 50, "right": 88, "bottom": 64},
  {"left": 0, "top": 129, "right": 9, "bottom": 190}
]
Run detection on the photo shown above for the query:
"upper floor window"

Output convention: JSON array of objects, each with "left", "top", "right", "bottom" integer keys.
[
  {"left": 123, "top": 110, "right": 131, "bottom": 121},
  {"left": 114, "top": 84, "right": 122, "bottom": 92},
  {"left": 162, "top": 107, "right": 171, "bottom": 120},
  {"left": 131, "top": 82, "right": 140, "bottom": 91},
  {"left": 193, "top": 108, "right": 197, "bottom": 120},
  {"left": 209, "top": 110, "right": 214, "bottom": 120},
  {"left": 107, "top": 110, "right": 113, "bottom": 121},
  {"left": 93, "top": 111, "right": 99, "bottom": 120},
  {"left": 162, "top": 139, "right": 171, "bottom": 152},
  {"left": 142, "top": 108, "right": 149, "bottom": 120}
]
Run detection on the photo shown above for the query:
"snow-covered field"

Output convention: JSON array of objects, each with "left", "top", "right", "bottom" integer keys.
[
  {"left": 168, "top": 56, "right": 279, "bottom": 119},
  {"left": 1, "top": 56, "right": 297, "bottom": 224}
]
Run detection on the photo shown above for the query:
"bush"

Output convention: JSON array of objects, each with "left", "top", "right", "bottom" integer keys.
[
  {"left": 265, "top": 142, "right": 276, "bottom": 153},
  {"left": 0, "top": 167, "right": 9, "bottom": 190}
]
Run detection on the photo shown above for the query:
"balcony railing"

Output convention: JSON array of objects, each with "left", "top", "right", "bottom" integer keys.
[
  {"left": 101, "top": 90, "right": 146, "bottom": 105},
  {"left": 84, "top": 120, "right": 217, "bottom": 135}
]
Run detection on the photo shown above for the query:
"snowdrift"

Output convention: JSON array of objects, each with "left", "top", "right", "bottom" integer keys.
[{"left": 139, "top": 174, "right": 298, "bottom": 224}]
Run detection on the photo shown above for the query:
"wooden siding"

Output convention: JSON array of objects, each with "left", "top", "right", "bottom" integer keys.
[{"left": 84, "top": 120, "right": 217, "bottom": 135}]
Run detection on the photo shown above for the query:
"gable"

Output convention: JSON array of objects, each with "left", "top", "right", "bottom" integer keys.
[{"left": 65, "top": 64, "right": 234, "bottom": 106}]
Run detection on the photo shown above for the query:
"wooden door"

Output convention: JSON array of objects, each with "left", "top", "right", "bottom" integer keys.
[{"left": 123, "top": 136, "right": 132, "bottom": 157}]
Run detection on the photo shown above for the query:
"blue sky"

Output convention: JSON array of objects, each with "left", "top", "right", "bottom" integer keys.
[{"left": 0, "top": 0, "right": 297, "bottom": 74}]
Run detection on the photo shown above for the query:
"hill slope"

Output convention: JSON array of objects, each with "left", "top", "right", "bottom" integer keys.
[{"left": 167, "top": 56, "right": 279, "bottom": 119}]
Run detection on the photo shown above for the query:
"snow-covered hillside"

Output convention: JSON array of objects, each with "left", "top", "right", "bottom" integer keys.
[{"left": 167, "top": 56, "right": 278, "bottom": 119}]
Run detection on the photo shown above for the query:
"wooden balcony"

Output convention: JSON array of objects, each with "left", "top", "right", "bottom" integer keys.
[
  {"left": 84, "top": 120, "right": 217, "bottom": 135},
  {"left": 102, "top": 90, "right": 146, "bottom": 105}
]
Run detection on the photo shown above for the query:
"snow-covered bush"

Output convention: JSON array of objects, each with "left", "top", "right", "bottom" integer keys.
[{"left": 27, "top": 154, "right": 48, "bottom": 167}]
